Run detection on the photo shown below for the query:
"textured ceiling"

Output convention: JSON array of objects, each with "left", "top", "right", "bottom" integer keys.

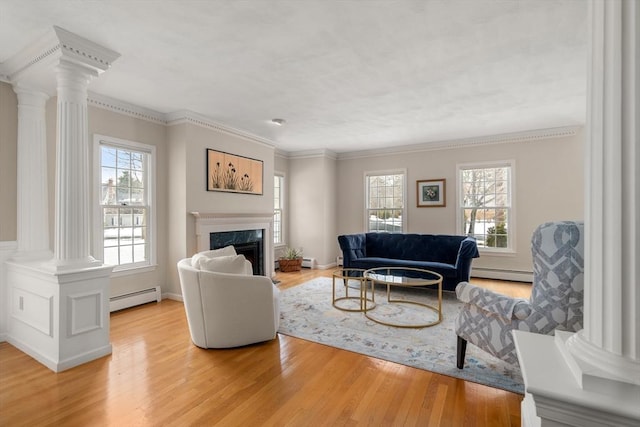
[{"left": 0, "top": 0, "right": 587, "bottom": 153}]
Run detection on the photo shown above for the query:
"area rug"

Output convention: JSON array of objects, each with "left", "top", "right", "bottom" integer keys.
[{"left": 277, "top": 277, "right": 524, "bottom": 394}]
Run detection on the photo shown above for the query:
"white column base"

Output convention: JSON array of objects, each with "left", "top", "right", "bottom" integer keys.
[
  {"left": 560, "top": 331, "right": 640, "bottom": 391},
  {"left": 5, "top": 259, "right": 113, "bottom": 372},
  {"left": 513, "top": 330, "right": 640, "bottom": 427}
]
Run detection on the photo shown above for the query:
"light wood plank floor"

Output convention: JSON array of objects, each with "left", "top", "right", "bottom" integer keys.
[{"left": 0, "top": 269, "right": 530, "bottom": 426}]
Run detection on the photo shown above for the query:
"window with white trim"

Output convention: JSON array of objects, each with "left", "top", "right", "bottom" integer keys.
[
  {"left": 94, "top": 135, "right": 155, "bottom": 271},
  {"left": 274, "top": 173, "right": 284, "bottom": 245},
  {"left": 365, "top": 171, "right": 406, "bottom": 233},
  {"left": 458, "top": 161, "right": 513, "bottom": 251}
]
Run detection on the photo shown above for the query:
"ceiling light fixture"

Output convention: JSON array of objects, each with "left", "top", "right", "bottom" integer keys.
[{"left": 271, "top": 118, "right": 286, "bottom": 126}]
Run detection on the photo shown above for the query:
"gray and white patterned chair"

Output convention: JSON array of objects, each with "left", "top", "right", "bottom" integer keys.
[{"left": 455, "top": 221, "right": 584, "bottom": 368}]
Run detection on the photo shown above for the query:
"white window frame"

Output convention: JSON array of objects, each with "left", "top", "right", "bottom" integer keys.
[
  {"left": 273, "top": 172, "right": 285, "bottom": 248},
  {"left": 456, "top": 160, "right": 516, "bottom": 254},
  {"left": 93, "top": 134, "right": 157, "bottom": 275},
  {"left": 364, "top": 169, "right": 407, "bottom": 233}
]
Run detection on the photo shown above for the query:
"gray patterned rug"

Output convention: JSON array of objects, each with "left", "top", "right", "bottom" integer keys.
[{"left": 277, "top": 277, "right": 524, "bottom": 394}]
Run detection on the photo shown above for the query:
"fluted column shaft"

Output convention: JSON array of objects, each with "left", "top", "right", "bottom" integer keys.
[
  {"left": 53, "top": 60, "right": 98, "bottom": 267},
  {"left": 13, "top": 86, "right": 50, "bottom": 256},
  {"left": 567, "top": 0, "right": 639, "bottom": 383}
]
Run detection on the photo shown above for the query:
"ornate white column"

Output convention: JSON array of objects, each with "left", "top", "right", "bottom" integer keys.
[
  {"left": 3, "top": 26, "right": 120, "bottom": 372},
  {"left": 52, "top": 60, "right": 100, "bottom": 269},
  {"left": 13, "top": 85, "right": 51, "bottom": 258},
  {"left": 514, "top": 1, "right": 639, "bottom": 425},
  {"left": 565, "top": 0, "right": 640, "bottom": 385}
]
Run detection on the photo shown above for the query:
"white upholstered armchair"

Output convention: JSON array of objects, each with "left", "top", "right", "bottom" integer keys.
[
  {"left": 455, "top": 221, "right": 584, "bottom": 368},
  {"left": 177, "top": 248, "right": 280, "bottom": 348}
]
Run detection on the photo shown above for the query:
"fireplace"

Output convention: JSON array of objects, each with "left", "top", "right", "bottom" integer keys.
[
  {"left": 192, "top": 212, "right": 274, "bottom": 277},
  {"left": 210, "top": 229, "right": 264, "bottom": 275}
]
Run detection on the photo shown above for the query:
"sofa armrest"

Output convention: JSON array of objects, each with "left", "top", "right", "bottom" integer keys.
[
  {"left": 454, "top": 237, "right": 480, "bottom": 266},
  {"left": 456, "top": 281, "right": 531, "bottom": 320},
  {"left": 337, "top": 234, "right": 367, "bottom": 267}
]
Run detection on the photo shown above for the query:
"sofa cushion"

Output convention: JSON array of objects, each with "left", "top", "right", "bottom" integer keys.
[
  {"left": 198, "top": 254, "right": 247, "bottom": 275},
  {"left": 192, "top": 245, "right": 237, "bottom": 269},
  {"left": 365, "top": 233, "right": 465, "bottom": 264}
]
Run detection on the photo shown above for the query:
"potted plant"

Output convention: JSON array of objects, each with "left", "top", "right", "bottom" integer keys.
[{"left": 279, "top": 247, "right": 303, "bottom": 272}]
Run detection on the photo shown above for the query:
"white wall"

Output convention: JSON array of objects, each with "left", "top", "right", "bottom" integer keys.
[
  {"left": 164, "top": 122, "right": 276, "bottom": 295},
  {"left": 335, "top": 129, "right": 585, "bottom": 277},
  {"left": 166, "top": 123, "right": 189, "bottom": 298},
  {"left": 0, "top": 83, "right": 17, "bottom": 242},
  {"left": 288, "top": 153, "right": 338, "bottom": 268},
  {"left": 274, "top": 152, "right": 290, "bottom": 260}
]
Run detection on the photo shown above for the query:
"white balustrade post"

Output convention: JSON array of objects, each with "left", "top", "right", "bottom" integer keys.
[
  {"left": 13, "top": 85, "right": 51, "bottom": 258},
  {"left": 52, "top": 60, "right": 100, "bottom": 269}
]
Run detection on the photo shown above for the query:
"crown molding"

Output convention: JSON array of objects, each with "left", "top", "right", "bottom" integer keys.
[
  {"left": 274, "top": 148, "right": 290, "bottom": 159},
  {"left": 336, "top": 125, "right": 581, "bottom": 160},
  {"left": 166, "top": 110, "right": 275, "bottom": 149},
  {"left": 284, "top": 148, "right": 338, "bottom": 160},
  {"left": 1, "top": 28, "right": 60, "bottom": 82},
  {"left": 85, "top": 97, "right": 277, "bottom": 149},
  {"left": 87, "top": 92, "right": 167, "bottom": 125}
]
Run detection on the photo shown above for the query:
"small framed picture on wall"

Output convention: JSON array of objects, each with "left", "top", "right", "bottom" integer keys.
[{"left": 417, "top": 179, "right": 446, "bottom": 207}]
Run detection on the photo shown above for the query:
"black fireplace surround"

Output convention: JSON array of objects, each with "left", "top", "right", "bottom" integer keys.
[{"left": 210, "top": 229, "right": 264, "bottom": 276}]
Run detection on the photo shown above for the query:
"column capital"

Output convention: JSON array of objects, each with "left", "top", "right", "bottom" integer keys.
[
  {"left": 12, "top": 85, "right": 50, "bottom": 112},
  {"left": 1, "top": 25, "right": 119, "bottom": 93}
]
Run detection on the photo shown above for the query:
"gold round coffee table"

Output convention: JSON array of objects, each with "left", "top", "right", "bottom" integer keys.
[
  {"left": 332, "top": 268, "right": 376, "bottom": 312},
  {"left": 363, "top": 267, "right": 443, "bottom": 328}
]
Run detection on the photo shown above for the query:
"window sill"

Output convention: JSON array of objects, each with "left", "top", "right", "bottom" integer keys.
[{"left": 110, "top": 264, "right": 157, "bottom": 277}]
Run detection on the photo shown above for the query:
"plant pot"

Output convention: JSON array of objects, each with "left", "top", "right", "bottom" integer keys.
[{"left": 279, "top": 257, "right": 302, "bottom": 272}]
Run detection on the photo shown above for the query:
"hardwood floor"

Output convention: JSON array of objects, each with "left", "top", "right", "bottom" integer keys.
[{"left": 0, "top": 269, "right": 529, "bottom": 426}]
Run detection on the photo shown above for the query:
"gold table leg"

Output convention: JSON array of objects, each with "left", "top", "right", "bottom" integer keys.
[{"left": 364, "top": 282, "right": 442, "bottom": 328}]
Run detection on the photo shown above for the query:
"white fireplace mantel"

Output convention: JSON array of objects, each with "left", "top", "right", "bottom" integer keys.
[{"left": 191, "top": 212, "right": 274, "bottom": 277}]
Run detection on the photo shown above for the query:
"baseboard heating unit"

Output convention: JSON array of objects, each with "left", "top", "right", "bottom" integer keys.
[
  {"left": 301, "top": 257, "right": 316, "bottom": 268},
  {"left": 472, "top": 268, "right": 533, "bottom": 283},
  {"left": 110, "top": 286, "right": 161, "bottom": 312}
]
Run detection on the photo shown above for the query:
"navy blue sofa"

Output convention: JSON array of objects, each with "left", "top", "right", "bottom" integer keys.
[{"left": 337, "top": 233, "right": 479, "bottom": 291}]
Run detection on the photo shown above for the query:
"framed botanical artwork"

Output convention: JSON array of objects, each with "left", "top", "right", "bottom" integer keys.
[
  {"left": 417, "top": 179, "right": 446, "bottom": 207},
  {"left": 207, "top": 149, "right": 263, "bottom": 195}
]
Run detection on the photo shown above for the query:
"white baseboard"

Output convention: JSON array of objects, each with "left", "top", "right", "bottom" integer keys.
[
  {"left": 7, "top": 335, "right": 112, "bottom": 372},
  {"left": 164, "top": 292, "right": 183, "bottom": 302},
  {"left": 472, "top": 268, "right": 533, "bottom": 283},
  {"left": 316, "top": 262, "right": 337, "bottom": 270}
]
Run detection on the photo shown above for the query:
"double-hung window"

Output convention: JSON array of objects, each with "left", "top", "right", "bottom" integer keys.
[
  {"left": 365, "top": 170, "right": 406, "bottom": 233},
  {"left": 273, "top": 173, "right": 284, "bottom": 246},
  {"left": 458, "top": 161, "right": 513, "bottom": 251},
  {"left": 94, "top": 135, "right": 155, "bottom": 272}
]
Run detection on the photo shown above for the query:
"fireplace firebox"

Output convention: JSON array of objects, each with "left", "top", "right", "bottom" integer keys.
[{"left": 210, "top": 229, "right": 264, "bottom": 276}]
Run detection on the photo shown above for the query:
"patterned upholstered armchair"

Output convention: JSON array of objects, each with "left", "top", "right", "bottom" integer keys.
[{"left": 455, "top": 221, "right": 584, "bottom": 368}]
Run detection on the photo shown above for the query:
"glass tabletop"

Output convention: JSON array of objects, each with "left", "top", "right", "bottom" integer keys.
[{"left": 364, "top": 267, "right": 442, "bottom": 287}]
